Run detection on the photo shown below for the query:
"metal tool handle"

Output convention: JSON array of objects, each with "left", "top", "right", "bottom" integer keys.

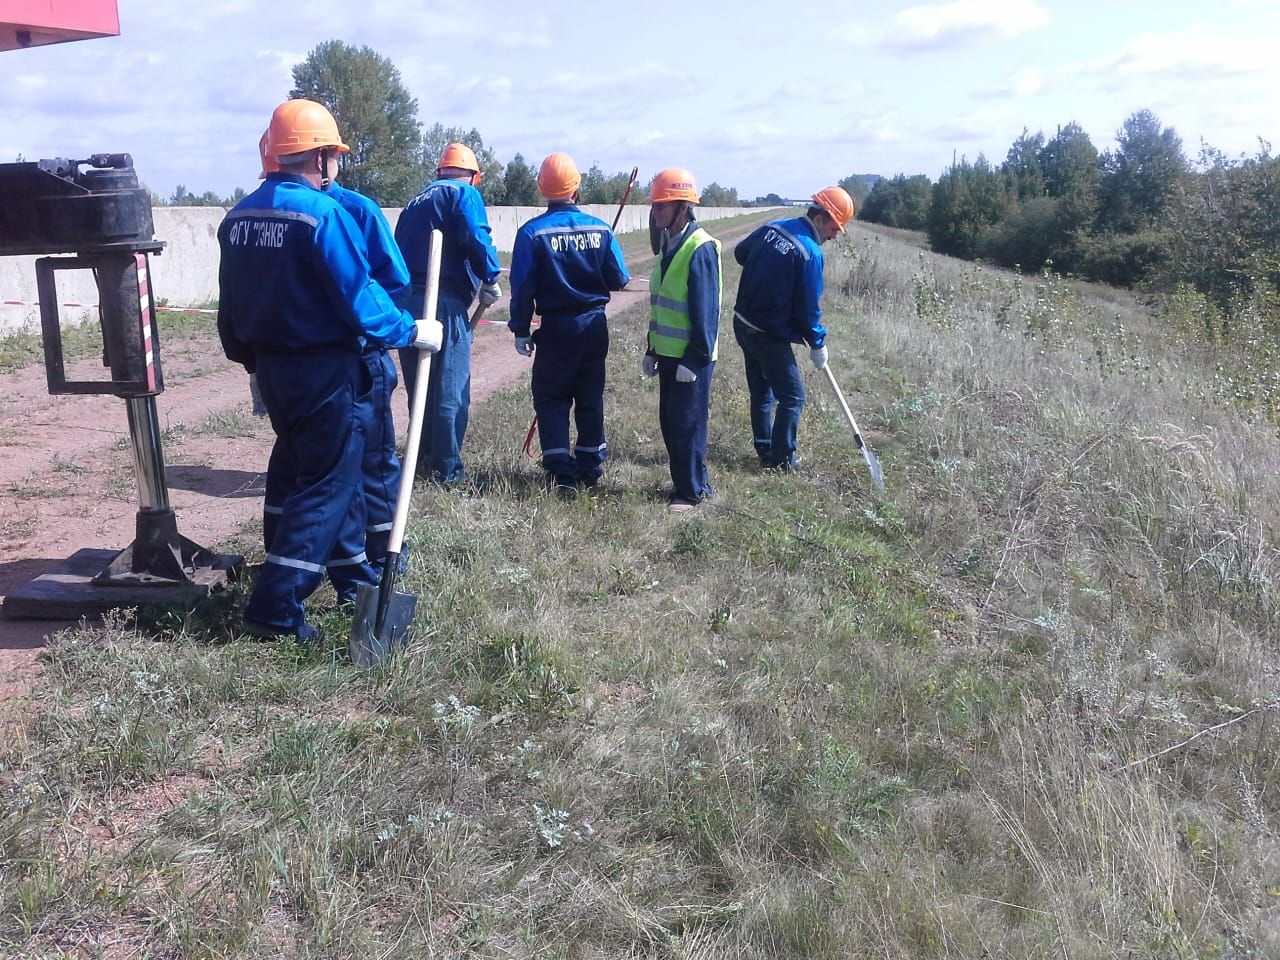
[
  {"left": 611, "top": 166, "right": 639, "bottom": 232},
  {"left": 822, "top": 364, "right": 865, "bottom": 448},
  {"left": 388, "top": 228, "right": 442, "bottom": 555}
]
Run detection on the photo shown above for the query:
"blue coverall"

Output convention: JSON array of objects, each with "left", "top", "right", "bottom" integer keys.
[
  {"left": 260, "top": 183, "right": 411, "bottom": 593},
  {"left": 732, "top": 216, "right": 828, "bottom": 468},
  {"left": 508, "top": 201, "right": 630, "bottom": 487},
  {"left": 328, "top": 183, "right": 411, "bottom": 583},
  {"left": 393, "top": 177, "right": 501, "bottom": 485},
  {"left": 218, "top": 173, "right": 417, "bottom": 634},
  {"left": 649, "top": 220, "right": 722, "bottom": 503}
]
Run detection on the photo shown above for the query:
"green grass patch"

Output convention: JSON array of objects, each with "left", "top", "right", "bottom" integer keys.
[{"left": 5, "top": 215, "right": 1279, "bottom": 957}]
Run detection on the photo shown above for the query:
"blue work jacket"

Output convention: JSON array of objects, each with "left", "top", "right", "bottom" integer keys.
[
  {"left": 732, "top": 215, "right": 827, "bottom": 347},
  {"left": 394, "top": 177, "right": 501, "bottom": 306},
  {"left": 508, "top": 202, "right": 630, "bottom": 337},
  {"left": 328, "top": 182, "right": 411, "bottom": 309},
  {"left": 217, "top": 173, "right": 417, "bottom": 368}
]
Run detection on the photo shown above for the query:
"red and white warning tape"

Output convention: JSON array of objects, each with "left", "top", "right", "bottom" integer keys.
[
  {"left": 1, "top": 299, "right": 515, "bottom": 326},
  {"left": 2, "top": 298, "right": 219, "bottom": 315}
]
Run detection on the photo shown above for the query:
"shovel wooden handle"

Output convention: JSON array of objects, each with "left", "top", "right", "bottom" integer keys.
[
  {"left": 822, "top": 364, "right": 866, "bottom": 449},
  {"left": 389, "top": 228, "right": 442, "bottom": 555}
]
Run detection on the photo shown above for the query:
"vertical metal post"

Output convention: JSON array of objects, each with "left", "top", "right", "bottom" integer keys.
[{"left": 124, "top": 395, "right": 169, "bottom": 510}]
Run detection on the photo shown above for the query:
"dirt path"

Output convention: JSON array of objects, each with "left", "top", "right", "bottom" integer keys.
[{"left": 0, "top": 214, "right": 768, "bottom": 708}]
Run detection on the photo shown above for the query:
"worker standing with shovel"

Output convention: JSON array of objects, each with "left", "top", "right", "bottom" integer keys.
[
  {"left": 508, "top": 152, "right": 630, "bottom": 495},
  {"left": 217, "top": 99, "right": 442, "bottom": 643},
  {"left": 252, "top": 127, "right": 414, "bottom": 596},
  {"left": 731, "top": 186, "right": 854, "bottom": 471}
]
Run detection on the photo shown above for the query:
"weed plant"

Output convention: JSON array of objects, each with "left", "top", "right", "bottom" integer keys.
[{"left": 3, "top": 214, "right": 1279, "bottom": 957}]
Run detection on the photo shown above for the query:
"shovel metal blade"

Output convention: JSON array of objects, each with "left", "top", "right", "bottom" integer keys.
[
  {"left": 861, "top": 444, "right": 885, "bottom": 492},
  {"left": 348, "top": 580, "right": 418, "bottom": 668}
]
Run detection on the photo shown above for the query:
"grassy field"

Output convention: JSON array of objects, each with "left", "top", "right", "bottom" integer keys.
[{"left": 4, "top": 214, "right": 1280, "bottom": 958}]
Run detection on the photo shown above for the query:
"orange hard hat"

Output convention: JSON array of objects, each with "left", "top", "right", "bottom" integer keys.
[
  {"left": 811, "top": 186, "right": 855, "bottom": 231},
  {"left": 258, "top": 128, "right": 279, "bottom": 179},
  {"left": 268, "top": 99, "right": 349, "bottom": 156},
  {"left": 650, "top": 167, "right": 699, "bottom": 204},
  {"left": 537, "top": 152, "right": 581, "bottom": 201},
  {"left": 438, "top": 142, "right": 481, "bottom": 175}
]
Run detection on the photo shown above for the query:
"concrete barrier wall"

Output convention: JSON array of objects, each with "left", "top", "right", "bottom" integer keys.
[{"left": 0, "top": 203, "right": 764, "bottom": 334}]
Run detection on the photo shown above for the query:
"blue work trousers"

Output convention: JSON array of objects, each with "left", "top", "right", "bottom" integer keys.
[
  {"left": 359, "top": 350, "right": 401, "bottom": 574},
  {"left": 398, "top": 292, "right": 471, "bottom": 484},
  {"left": 531, "top": 310, "right": 608, "bottom": 486},
  {"left": 657, "top": 357, "right": 715, "bottom": 502},
  {"left": 251, "top": 349, "right": 376, "bottom": 630},
  {"left": 734, "top": 317, "right": 806, "bottom": 467},
  {"left": 263, "top": 351, "right": 398, "bottom": 594}
]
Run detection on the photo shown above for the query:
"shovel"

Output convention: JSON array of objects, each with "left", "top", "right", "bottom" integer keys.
[
  {"left": 349, "top": 227, "right": 444, "bottom": 667},
  {"left": 821, "top": 364, "right": 885, "bottom": 492}
]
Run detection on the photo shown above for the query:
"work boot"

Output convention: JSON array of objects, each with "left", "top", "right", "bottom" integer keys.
[{"left": 243, "top": 618, "right": 320, "bottom": 645}]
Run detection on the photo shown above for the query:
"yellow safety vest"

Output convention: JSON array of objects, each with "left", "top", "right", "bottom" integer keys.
[{"left": 648, "top": 228, "right": 721, "bottom": 360}]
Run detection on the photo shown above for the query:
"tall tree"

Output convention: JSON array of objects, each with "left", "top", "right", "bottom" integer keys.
[
  {"left": 1003, "top": 128, "right": 1046, "bottom": 201},
  {"left": 699, "top": 182, "right": 739, "bottom": 206},
  {"left": 859, "top": 174, "right": 932, "bottom": 230},
  {"left": 290, "top": 40, "right": 422, "bottom": 205},
  {"left": 1038, "top": 122, "right": 1099, "bottom": 208},
  {"left": 418, "top": 124, "right": 505, "bottom": 205},
  {"left": 502, "top": 153, "right": 540, "bottom": 206},
  {"left": 580, "top": 164, "right": 637, "bottom": 204},
  {"left": 1036, "top": 122, "right": 1101, "bottom": 270},
  {"left": 926, "top": 155, "right": 1013, "bottom": 259},
  {"left": 1098, "top": 109, "right": 1188, "bottom": 234}
]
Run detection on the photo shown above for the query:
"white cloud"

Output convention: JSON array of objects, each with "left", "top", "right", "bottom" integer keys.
[
  {"left": 930, "top": 104, "right": 1019, "bottom": 145},
  {"left": 977, "top": 66, "right": 1045, "bottom": 100},
  {"left": 844, "top": 0, "right": 1050, "bottom": 51},
  {"left": 1098, "top": 29, "right": 1272, "bottom": 81}
]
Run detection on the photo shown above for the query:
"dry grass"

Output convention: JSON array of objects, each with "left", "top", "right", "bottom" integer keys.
[{"left": 3, "top": 214, "right": 1280, "bottom": 958}]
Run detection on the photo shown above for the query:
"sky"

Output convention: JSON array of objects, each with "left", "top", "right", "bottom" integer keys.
[{"left": 4, "top": 0, "right": 1279, "bottom": 202}]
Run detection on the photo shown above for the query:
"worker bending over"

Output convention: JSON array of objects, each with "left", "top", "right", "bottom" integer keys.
[
  {"left": 732, "top": 186, "right": 854, "bottom": 470},
  {"left": 508, "top": 152, "right": 629, "bottom": 494}
]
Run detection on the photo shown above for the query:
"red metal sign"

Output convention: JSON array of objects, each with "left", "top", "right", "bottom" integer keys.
[{"left": 0, "top": 1, "right": 120, "bottom": 53}]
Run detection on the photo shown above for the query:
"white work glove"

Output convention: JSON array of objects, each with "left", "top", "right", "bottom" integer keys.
[
  {"left": 414, "top": 318, "right": 444, "bottom": 352},
  {"left": 515, "top": 336, "right": 534, "bottom": 357},
  {"left": 479, "top": 281, "right": 502, "bottom": 308},
  {"left": 675, "top": 364, "right": 697, "bottom": 383},
  {"left": 810, "top": 344, "right": 828, "bottom": 369},
  {"left": 641, "top": 354, "right": 658, "bottom": 378},
  {"left": 248, "top": 373, "right": 267, "bottom": 417}
]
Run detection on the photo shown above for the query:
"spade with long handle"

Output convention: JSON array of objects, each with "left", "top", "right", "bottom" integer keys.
[{"left": 348, "top": 228, "right": 443, "bottom": 667}]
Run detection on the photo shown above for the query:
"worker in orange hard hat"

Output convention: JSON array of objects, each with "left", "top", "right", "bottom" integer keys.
[
  {"left": 731, "top": 185, "right": 854, "bottom": 470},
  {"left": 253, "top": 120, "right": 415, "bottom": 595},
  {"left": 394, "top": 141, "right": 502, "bottom": 488},
  {"left": 641, "top": 167, "right": 723, "bottom": 512},
  {"left": 508, "top": 152, "right": 630, "bottom": 495},
  {"left": 217, "top": 99, "right": 442, "bottom": 643}
]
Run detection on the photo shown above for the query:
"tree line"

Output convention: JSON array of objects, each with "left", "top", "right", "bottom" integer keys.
[
  {"left": 854, "top": 109, "right": 1280, "bottom": 324},
  {"left": 162, "top": 41, "right": 765, "bottom": 210}
]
